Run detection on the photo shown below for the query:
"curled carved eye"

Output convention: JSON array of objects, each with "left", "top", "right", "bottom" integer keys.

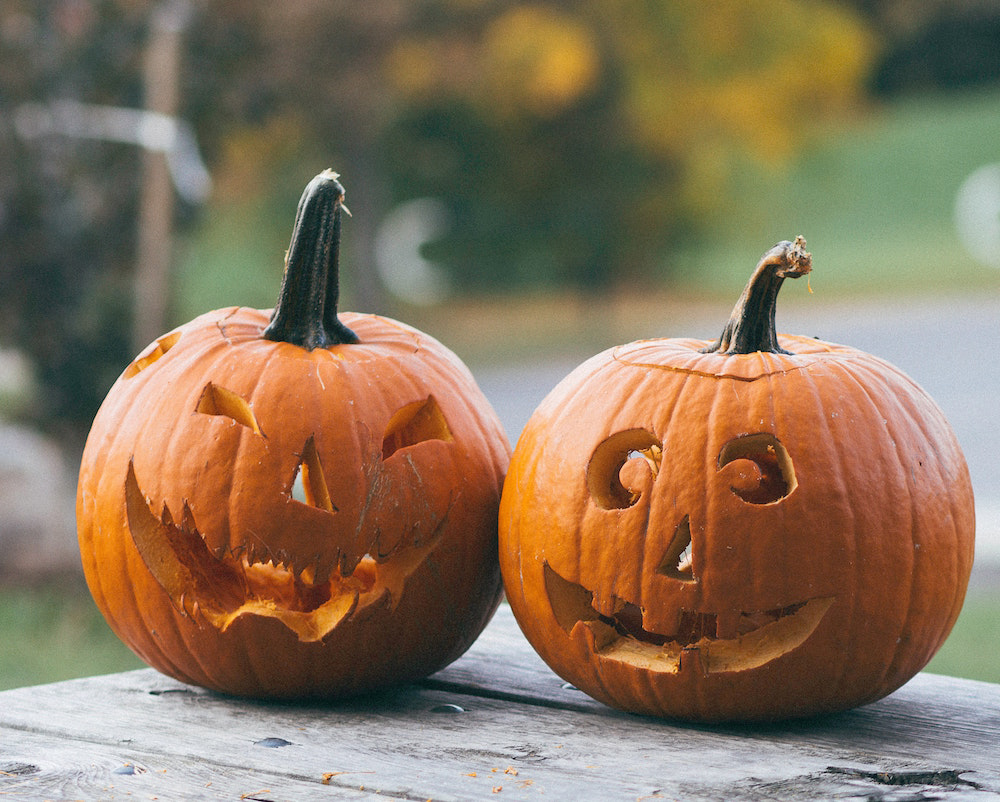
[
  {"left": 717, "top": 433, "right": 797, "bottom": 505},
  {"left": 587, "top": 429, "right": 662, "bottom": 510}
]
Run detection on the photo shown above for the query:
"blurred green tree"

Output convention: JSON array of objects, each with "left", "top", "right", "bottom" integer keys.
[
  {"left": 0, "top": 0, "right": 258, "bottom": 443},
  {"left": 0, "top": 1, "right": 146, "bottom": 443},
  {"left": 849, "top": 0, "right": 1000, "bottom": 94}
]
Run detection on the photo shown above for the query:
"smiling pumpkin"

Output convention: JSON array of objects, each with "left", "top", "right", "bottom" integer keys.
[
  {"left": 77, "top": 173, "right": 510, "bottom": 699},
  {"left": 120, "top": 389, "right": 456, "bottom": 644},
  {"left": 545, "top": 428, "right": 834, "bottom": 676},
  {"left": 499, "top": 239, "right": 974, "bottom": 722}
]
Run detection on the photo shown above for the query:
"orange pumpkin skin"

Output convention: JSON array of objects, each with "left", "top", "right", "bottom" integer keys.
[
  {"left": 499, "top": 239, "right": 975, "bottom": 722},
  {"left": 77, "top": 173, "right": 510, "bottom": 698}
]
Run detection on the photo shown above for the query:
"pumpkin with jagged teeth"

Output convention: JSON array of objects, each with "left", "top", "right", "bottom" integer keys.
[{"left": 77, "top": 172, "right": 510, "bottom": 699}]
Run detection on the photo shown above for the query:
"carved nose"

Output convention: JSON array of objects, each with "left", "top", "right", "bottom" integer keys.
[{"left": 658, "top": 515, "right": 696, "bottom": 583}]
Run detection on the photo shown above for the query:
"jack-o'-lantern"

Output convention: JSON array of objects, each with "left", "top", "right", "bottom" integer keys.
[
  {"left": 499, "top": 237, "right": 975, "bottom": 721},
  {"left": 77, "top": 171, "right": 510, "bottom": 699}
]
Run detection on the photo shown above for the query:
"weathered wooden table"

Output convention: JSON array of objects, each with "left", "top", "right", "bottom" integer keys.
[{"left": 2, "top": 605, "right": 998, "bottom": 800}]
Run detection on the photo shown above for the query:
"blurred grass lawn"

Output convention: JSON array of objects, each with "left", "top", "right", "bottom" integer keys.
[
  {"left": 672, "top": 85, "right": 1000, "bottom": 299},
  {"left": 0, "top": 581, "right": 997, "bottom": 692},
  {"left": 926, "top": 586, "right": 1000, "bottom": 683},
  {"left": 0, "top": 581, "right": 144, "bottom": 691}
]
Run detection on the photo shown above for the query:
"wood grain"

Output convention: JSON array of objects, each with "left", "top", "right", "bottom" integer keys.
[{"left": 1, "top": 605, "right": 998, "bottom": 801}]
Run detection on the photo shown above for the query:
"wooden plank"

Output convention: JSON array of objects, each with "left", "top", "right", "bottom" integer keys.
[
  {"left": 433, "top": 606, "right": 1000, "bottom": 765},
  {"left": 423, "top": 601, "right": 604, "bottom": 711},
  {"left": 2, "top": 606, "right": 999, "bottom": 801},
  {"left": 2, "top": 676, "right": 996, "bottom": 801},
  {"left": 0, "top": 731, "right": 380, "bottom": 802},
  {"left": 4, "top": 676, "right": 996, "bottom": 802}
]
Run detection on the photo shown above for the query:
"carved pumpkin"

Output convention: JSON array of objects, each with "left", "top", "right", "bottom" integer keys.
[
  {"left": 499, "top": 237, "right": 975, "bottom": 721},
  {"left": 77, "top": 171, "right": 510, "bottom": 698}
]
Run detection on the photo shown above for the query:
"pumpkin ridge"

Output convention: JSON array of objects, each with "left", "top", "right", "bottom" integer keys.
[
  {"left": 836, "top": 359, "right": 969, "bottom": 694},
  {"left": 807, "top": 355, "right": 932, "bottom": 704},
  {"left": 216, "top": 340, "right": 283, "bottom": 562},
  {"left": 213, "top": 306, "right": 249, "bottom": 343},
  {"left": 792, "top": 356, "right": 866, "bottom": 704}
]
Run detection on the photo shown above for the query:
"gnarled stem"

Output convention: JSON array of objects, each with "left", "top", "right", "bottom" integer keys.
[
  {"left": 263, "top": 170, "right": 359, "bottom": 349},
  {"left": 701, "top": 236, "right": 812, "bottom": 355}
]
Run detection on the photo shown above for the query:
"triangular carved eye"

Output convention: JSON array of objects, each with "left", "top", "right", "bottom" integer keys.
[
  {"left": 195, "top": 382, "right": 263, "bottom": 435},
  {"left": 290, "top": 436, "right": 336, "bottom": 513},
  {"left": 382, "top": 396, "right": 453, "bottom": 460},
  {"left": 657, "top": 515, "right": 696, "bottom": 582}
]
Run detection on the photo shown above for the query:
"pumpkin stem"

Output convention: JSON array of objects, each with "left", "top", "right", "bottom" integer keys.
[
  {"left": 263, "top": 170, "right": 360, "bottom": 349},
  {"left": 701, "top": 236, "right": 812, "bottom": 355}
]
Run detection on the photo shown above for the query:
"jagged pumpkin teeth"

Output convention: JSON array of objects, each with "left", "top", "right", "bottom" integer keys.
[
  {"left": 77, "top": 171, "right": 510, "bottom": 699},
  {"left": 499, "top": 236, "right": 975, "bottom": 722}
]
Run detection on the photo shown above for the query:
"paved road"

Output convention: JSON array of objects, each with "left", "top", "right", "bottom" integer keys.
[{"left": 474, "top": 293, "right": 1000, "bottom": 566}]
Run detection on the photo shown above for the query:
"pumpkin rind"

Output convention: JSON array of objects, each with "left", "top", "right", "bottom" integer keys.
[
  {"left": 77, "top": 173, "right": 510, "bottom": 698},
  {"left": 498, "top": 239, "right": 975, "bottom": 722}
]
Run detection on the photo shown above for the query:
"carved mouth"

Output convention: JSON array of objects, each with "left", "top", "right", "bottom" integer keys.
[
  {"left": 117, "top": 390, "right": 456, "bottom": 643},
  {"left": 124, "top": 461, "right": 441, "bottom": 642},
  {"left": 544, "top": 564, "right": 833, "bottom": 674}
]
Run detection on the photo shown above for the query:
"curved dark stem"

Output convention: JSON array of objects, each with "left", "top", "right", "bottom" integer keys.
[
  {"left": 700, "top": 236, "right": 811, "bottom": 356},
  {"left": 262, "top": 170, "right": 359, "bottom": 349}
]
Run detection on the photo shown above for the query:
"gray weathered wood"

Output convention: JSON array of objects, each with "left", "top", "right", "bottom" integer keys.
[{"left": 2, "top": 605, "right": 998, "bottom": 801}]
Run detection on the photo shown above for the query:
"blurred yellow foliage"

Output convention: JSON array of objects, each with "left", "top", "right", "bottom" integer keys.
[
  {"left": 602, "top": 0, "right": 877, "bottom": 163},
  {"left": 386, "top": 0, "right": 876, "bottom": 189},
  {"left": 376, "top": 0, "right": 879, "bottom": 291},
  {"left": 480, "top": 6, "right": 600, "bottom": 117},
  {"left": 385, "top": 38, "right": 478, "bottom": 101},
  {"left": 211, "top": 116, "right": 313, "bottom": 202},
  {"left": 559, "top": 0, "right": 878, "bottom": 221},
  {"left": 387, "top": 5, "right": 600, "bottom": 118}
]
